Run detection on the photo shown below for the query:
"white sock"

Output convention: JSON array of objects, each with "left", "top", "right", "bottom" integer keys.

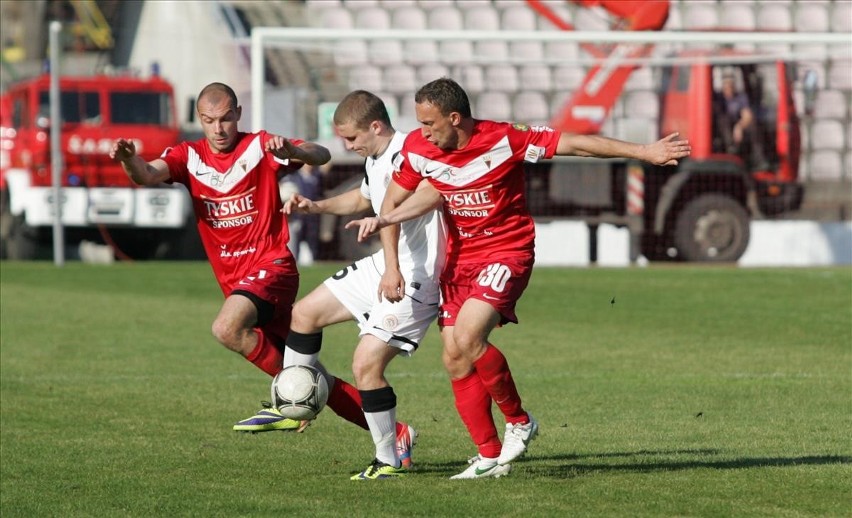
[
  {"left": 364, "top": 408, "right": 398, "bottom": 467},
  {"left": 282, "top": 349, "right": 318, "bottom": 367}
]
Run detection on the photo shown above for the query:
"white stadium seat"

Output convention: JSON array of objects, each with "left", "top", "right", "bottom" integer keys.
[
  {"left": 333, "top": 40, "right": 368, "bottom": 66},
  {"left": 320, "top": 6, "right": 353, "bottom": 29},
  {"left": 501, "top": 6, "right": 538, "bottom": 31},
  {"left": 844, "top": 152, "right": 852, "bottom": 180},
  {"left": 512, "top": 91, "right": 550, "bottom": 125},
  {"left": 439, "top": 40, "right": 474, "bottom": 65},
  {"left": 832, "top": 1, "right": 852, "bottom": 32},
  {"left": 624, "top": 67, "right": 654, "bottom": 91},
  {"left": 552, "top": 65, "right": 586, "bottom": 90},
  {"left": 794, "top": 2, "right": 830, "bottom": 32},
  {"left": 828, "top": 60, "right": 852, "bottom": 91},
  {"left": 383, "top": 65, "right": 418, "bottom": 95},
  {"left": 476, "top": 91, "right": 513, "bottom": 122},
  {"left": 810, "top": 119, "right": 846, "bottom": 151},
  {"left": 536, "top": 4, "right": 572, "bottom": 31},
  {"left": 343, "top": 0, "right": 378, "bottom": 9},
  {"left": 418, "top": 0, "right": 455, "bottom": 10},
  {"left": 807, "top": 150, "right": 844, "bottom": 180},
  {"left": 683, "top": 1, "right": 719, "bottom": 29},
  {"left": 455, "top": 64, "right": 485, "bottom": 94},
  {"left": 456, "top": 0, "right": 495, "bottom": 10},
  {"left": 518, "top": 64, "right": 553, "bottom": 92},
  {"left": 756, "top": 4, "right": 793, "bottom": 31},
  {"left": 354, "top": 7, "right": 390, "bottom": 29},
  {"left": 484, "top": 64, "right": 519, "bottom": 93},
  {"left": 573, "top": 5, "right": 611, "bottom": 31},
  {"left": 427, "top": 6, "right": 463, "bottom": 30},
  {"left": 624, "top": 90, "right": 659, "bottom": 119},
  {"left": 404, "top": 40, "right": 439, "bottom": 66},
  {"left": 418, "top": 64, "right": 449, "bottom": 85},
  {"left": 391, "top": 6, "right": 427, "bottom": 31},
  {"left": 812, "top": 90, "right": 848, "bottom": 120},
  {"left": 368, "top": 40, "right": 404, "bottom": 66},
  {"left": 348, "top": 65, "right": 383, "bottom": 92},
  {"left": 544, "top": 40, "right": 580, "bottom": 63},
  {"left": 719, "top": 3, "right": 756, "bottom": 30},
  {"left": 464, "top": 6, "right": 501, "bottom": 31},
  {"left": 372, "top": 91, "right": 399, "bottom": 120},
  {"left": 510, "top": 41, "right": 544, "bottom": 62},
  {"left": 475, "top": 41, "right": 509, "bottom": 62}
]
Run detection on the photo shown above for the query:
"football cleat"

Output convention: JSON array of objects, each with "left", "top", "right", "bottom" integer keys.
[
  {"left": 395, "top": 422, "right": 418, "bottom": 469},
  {"left": 497, "top": 413, "right": 539, "bottom": 465},
  {"left": 350, "top": 458, "right": 407, "bottom": 480},
  {"left": 233, "top": 402, "right": 311, "bottom": 433},
  {"left": 450, "top": 455, "right": 512, "bottom": 480}
]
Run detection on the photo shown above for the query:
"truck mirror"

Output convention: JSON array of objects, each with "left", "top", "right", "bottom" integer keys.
[{"left": 802, "top": 69, "right": 818, "bottom": 117}]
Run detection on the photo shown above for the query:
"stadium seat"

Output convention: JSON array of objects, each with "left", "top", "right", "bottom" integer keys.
[
  {"left": 455, "top": 64, "right": 485, "bottom": 94},
  {"left": 552, "top": 65, "right": 586, "bottom": 90},
  {"left": 369, "top": 40, "right": 404, "bottom": 66},
  {"left": 664, "top": 3, "right": 683, "bottom": 30},
  {"left": 501, "top": 6, "right": 538, "bottom": 31},
  {"left": 475, "top": 41, "right": 509, "bottom": 62},
  {"left": 624, "top": 90, "right": 659, "bottom": 119},
  {"left": 319, "top": 6, "right": 353, "bottom": 29},
  {"left": 455, "top": 0, "right": 495, "bottom": 10},
  {"left": 333, "top": 40, "right": 369, "bottom": 66},
  {"left": 510, "top": 41, "right": 544, "bottom": 62},
  {"left": 807, "top": 150, "right": 844, "bottom": 181},
  {"left": 440, "top": 41, "right": 474, "bottom": 65},
  {"left": 536, "top": 4, "right": 572, "bottom": 31},
  {"left": 464, "top": 6, "right": 500, "bottom": 31},
  {"left": 810, "top": 119, "right": 846, "bottom": 151},
  {"left": 373, "top": 91, "right": 399, "bottom": 120},
  {"left": 348, "top": 65, "right": 383, "bottom": 92},
  {"left": 379, "top": 0, "right": 416, "bottom": 7},
  {"left": 759, "top": 42, "right": 792, "bottom": 57},
  {"left": 832, "top": 1, "right": 852, "bottom": 32},
  {"left": 573, "top": 4, "right": 611, "bottom": 31},
  {"left": 404, "top": 40, "right": 439, "bottom": 66},
  {"left": 476, "top": 91, "right": 513, "bottom": 122},
  {"left": 812, "top": 90, "right": 848, "bottom": 120},
  {"left": 427, "top": 6, "right": 463, "bottom": 30},
  {"left": 828, "top": 61, "right": 852, "bottom": 91},
  {"left": 354, "top": 7, "right": 390, "bottom": 29},
  {"left": 616, "top": 117, "right": 658, "bottom": 144},
  {"left": 305, "top": 0, "right": 343, "bottom": 11},
  {"left": 844, "top": 152, "right": 852, "bottom": 180},
  {"left": 418, "top": 0, "right": 455, "bottom": 10},
  {"left": 682, "top": 1, "right": 719, "bottom": 30},
  {"left": 718, "top": 3, "right": 756, "bottom": 30},
  {"left": 343, "top": 0, "right": 378, "bottom": 9},
  {"left": 756, "top": 4, "right": 792, "bottom": 31},
  {"left": 545, "top": 41, "right": 580, "bottom": 63},
  {"left": 625, "top": 67, "right": 654, "bottom": 91},
  {"left": 391, "top": 6, "right": 427, "bottom": 30},
  {"left": 518, "top": 64, "right": 553, "bottom": 92},
  {"left": 794, "top": 2, "right": 830, "bottom": 32},
  {"left": 418, "top": 64, "right": 450, "bottom": 85},
  {"left": 484, "top": 64, "right": 519, "bottom": 93},
  {"left": 799, "top": 61, "right": 827, "bottom": 89},
  {"left": 383, "top": 65, "right": 418, "bottom": 95},
  {"left": 512, "top": 91, "right": 550, "bottom": 125},
  {"left": 793, "top": 43, "right": 829, "bottom": 61}
]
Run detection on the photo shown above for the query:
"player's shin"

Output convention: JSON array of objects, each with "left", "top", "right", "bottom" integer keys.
[
  {"left": 283, "top": 330, "right": 322, "bottom": 366},
  {"left": 473, "top": 344, "right": 527, "bottom": 423},
  {"left": 326, "top": 377, "right": 369, "bottom": 430},
  {"left": 362, "top": 387, "right": 399, "bottom": 467},
  {"left": 452, "top": 372, "right": 502, "bottom": 458},
  {"left": 246, "top": 329, "right": 285, "bottom": 376}
]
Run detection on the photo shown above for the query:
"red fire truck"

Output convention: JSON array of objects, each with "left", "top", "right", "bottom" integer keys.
[{"left": 0, "top": 72, "right": 194, "bottom": 260}]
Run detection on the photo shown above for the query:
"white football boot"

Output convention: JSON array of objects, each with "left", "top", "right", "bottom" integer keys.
[
  {"left": 497, "top": 413, "right": 539, "bottom": 465},
  {"left": 449, "top": 455, "right": 512, "bottom": 480}
]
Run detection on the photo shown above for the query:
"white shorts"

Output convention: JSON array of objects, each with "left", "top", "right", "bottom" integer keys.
[{"left": 323, "top": 253, "right": 440, "bottom": 355}]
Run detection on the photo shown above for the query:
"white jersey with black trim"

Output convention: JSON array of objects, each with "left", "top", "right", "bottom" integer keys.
[{"left": 361, "top": 131, "right": 447, "bottom": 286}]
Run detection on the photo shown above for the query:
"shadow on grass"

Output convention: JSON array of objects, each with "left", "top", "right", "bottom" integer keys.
[{"left": 420, "top": 449, "right": 851, "bottom": 478}]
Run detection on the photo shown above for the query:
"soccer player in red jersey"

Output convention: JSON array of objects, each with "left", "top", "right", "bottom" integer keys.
[
  {"left": 110, "top": 82, "right": 330, "bottom": 406},
  {"left": 348, "top": 77, "right": 691, "bottom": 479}
]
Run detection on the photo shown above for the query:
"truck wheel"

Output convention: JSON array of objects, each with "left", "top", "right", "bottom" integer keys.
[{"left": 674, "top": 194, "right": 750, "bottom": 262}]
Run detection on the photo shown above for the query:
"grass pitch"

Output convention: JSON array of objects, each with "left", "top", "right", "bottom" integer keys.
[{"left": 1, "top": 261, "right": 850, "bottom": 517}]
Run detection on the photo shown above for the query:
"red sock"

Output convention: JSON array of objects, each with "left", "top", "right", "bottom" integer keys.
[
  {"left": 326, "top": 377, "right": 368, "bottom": 430},
  {"left": 473, "top": 344, "right": 528, "bottom": 424},
  {"left": 245, "top": 330, "right": 283, "bottom": 377},
  {"left": 451, "top": 372, "right": 501, "bottom": 458}
]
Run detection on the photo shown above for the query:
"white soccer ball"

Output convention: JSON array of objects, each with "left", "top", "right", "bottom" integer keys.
[{"left": 271, "top": 364, "right": 329, "bottom": 420}]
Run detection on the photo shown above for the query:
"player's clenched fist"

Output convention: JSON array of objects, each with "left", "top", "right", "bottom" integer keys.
[
  {"left": 265, "top": 135, "right": 299, "bottom": 161},
  {"left": 110, "top": 138, "right": 137, "bottom": 162}
]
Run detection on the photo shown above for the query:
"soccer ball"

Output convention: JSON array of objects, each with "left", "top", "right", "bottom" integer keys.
[{"left": 271, "top": 364, "right": 329, "bottom": 420}]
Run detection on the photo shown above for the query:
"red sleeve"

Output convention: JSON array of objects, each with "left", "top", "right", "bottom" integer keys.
[
  {"left": 160, "top": 142, "right": 189, "bottom": 184},
  {"left": 391, "top": 147, "right": 421, "bottom": 191},
  {"left": 506, "top": 123, "right": 560, "bottom": 163},
  {"left": 261, "top": 131, "right": 305, "bottom": 174}
]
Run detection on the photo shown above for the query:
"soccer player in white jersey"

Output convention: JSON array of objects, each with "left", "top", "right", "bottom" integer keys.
[
  {"left": 349, "top": 77, "right": 691, "bottom": 479},
  {"left": 110, "top": 82, "right": 331, "bottom": 411},
  {"left": 239, "top": 90, "right": 447, "bottom": 480}
]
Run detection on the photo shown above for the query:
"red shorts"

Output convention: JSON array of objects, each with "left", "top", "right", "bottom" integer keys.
[
  {"left": 438, "top": 255, "right": 534, "bottom": 327},
  {"left": 230, "top": 262, "right": 299, "bottom": 342}
]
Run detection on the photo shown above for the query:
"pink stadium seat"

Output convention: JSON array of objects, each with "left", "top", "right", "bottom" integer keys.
[
  {"left": 756, "top": 4, "right": 793, "bottom": 31},
  {"left": 832, "top": 1, "right": 852, "bottom": 32},
  {"left": 427, "top": 6, "right": 463, "bottom": 30},
  {"left": 794, "top": 2, "right": 830, "bottom": 32},
  {"left": 512, "top": 92, "right": 550, "bottom": 125},
  {"left": 518, "top": 64, "right": 553, "bottom": 92},
  {"left": 348, "top": 65, "right": 383, "bottom": 92},
  {"left": 354, "top": 7, "right": 390, "bottom": 29},
  {"left": 391, "top": 6, "right": 427, "bottom": 31},
  {"left": 807, "top": 150, "right": 844, "bottom": 180},
  {"left": 501, "top": 6, "right": 538, "bottom": 31},
  {"left": 476, "top": 91, "right": 513, "bottom": 122},
  {"left": 464, "top": 6, "right": 501, "bottom": 31},
  {"left": 383, "top": 65, "right": 418, "bottom": 95},
  {"left": 810, "top": 120, "right": 846, "bottom": 151},
  {"left": 812, "top": 90, "right": 847, "bottom": 120},
  {"left": 719, "top": 3, "right": 756, "bottom": 30},
  {"left": 484, "top": 64, "right": 519, "bottom": 93}
]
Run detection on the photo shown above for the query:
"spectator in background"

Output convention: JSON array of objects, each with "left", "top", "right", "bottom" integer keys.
[
  {"left": 718, "top": 70, "right": 769, "bottom": 171},
  {"left": 280, "top": 163, "right": 327, "bottom": 264}
]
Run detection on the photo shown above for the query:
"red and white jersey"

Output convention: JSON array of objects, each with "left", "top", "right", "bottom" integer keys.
[
  {"left": 392, "top": 120, "right": 560, "bottom": 262},
  {"left": 161, "top": 130, "right": 300, "bottom": 294}
]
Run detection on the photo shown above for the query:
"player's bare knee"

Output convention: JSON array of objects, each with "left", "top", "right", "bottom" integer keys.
[{"left": 211, "top": 318, "right": 242, "bottom": 352}]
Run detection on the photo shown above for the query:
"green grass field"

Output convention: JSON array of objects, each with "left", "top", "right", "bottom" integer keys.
[{"left": 1, "top": 261, "right": 850, "bottom": 517}]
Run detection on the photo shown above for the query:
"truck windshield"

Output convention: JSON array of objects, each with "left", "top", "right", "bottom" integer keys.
[
  {"left": 110, "top": 92, "right": 172, "bottom": 125},
  {"left": 38, "top": 91, "right": 100, "bottom": 125}
]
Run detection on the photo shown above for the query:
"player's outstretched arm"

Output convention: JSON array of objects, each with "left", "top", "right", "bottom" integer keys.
[
  {"left": 345, "top": 180, "right": 442, "bottom": 242},
  {"left": 284, "top": 188, "right": 371, "bottom": 217},
  {"left": 555, "top": 132, "right": 691, "bottom": 166},
  {"left": 265, "top": 135, "right": 331, "bottom": 166},
  {"left": 110, "top": 138, "right": 171, "bottom": 186}
]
